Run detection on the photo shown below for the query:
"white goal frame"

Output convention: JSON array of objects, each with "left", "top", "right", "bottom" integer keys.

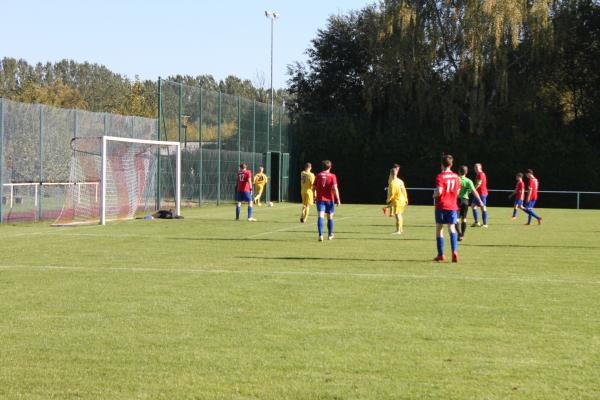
[{"left": 100, "top": 135, "right": 181, "bottom": 225}]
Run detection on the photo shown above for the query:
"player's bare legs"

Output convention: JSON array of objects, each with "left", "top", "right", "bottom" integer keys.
[{"left": 393, "top": 212, "right": 403, "bottom": 234}]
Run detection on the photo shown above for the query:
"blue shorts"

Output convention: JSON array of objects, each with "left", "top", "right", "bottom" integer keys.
[
  {"left": 316, "top": 201, "right": 335, "bottom": 214},
  {"left": 526, "top": 200, "right": 536, "bottom": 209},
  {"left": 514, "top": 199, "right": 524, "bottom": 207},
  {"left": 435, "top": 210, "right": 458, "bottom": 225},
  {"left": 236, "top": 191, "right": 252, "bottom": 203},
  {"left": 471, "top": 195, "right": 487, "bottom": 207}
]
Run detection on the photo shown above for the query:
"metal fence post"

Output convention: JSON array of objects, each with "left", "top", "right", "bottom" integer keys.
[
  {"left": 278, "top": 106, "right": 283, "bottom": 202},
  {"left": 103, "top": 113, "right": 108, "bottom": 135},
  {"left": 217, "top": 92, "right": 222, "bottom": 205},
  {"left": 74, "top": 109, "right": 78, "bottom": 138},
  {"left": 39, "top": 105, "right": 44, "bottom": 220},
  {"left": 156, "top": 77, "right": 162, "bottom": 210},
  {"left": 178, "top": 82, "right": 183, "bottom": 143},
  {"left": 577, "top": 192, "right": 580, "bottom": 209},
  {"left": 237, "top": 96, "right": 241, "bottom": 168},
  {"left": 198, "top": 88, "right": 203, "bottom": 206},
  {"left": 0, "top": 98, "right": 4, "bottom": 224},
  {"left": 252, "top": 100, "right": 256, "bottom": 173}
]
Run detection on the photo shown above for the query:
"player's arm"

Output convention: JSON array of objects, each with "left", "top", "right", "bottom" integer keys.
[
  {"left": 334, "top": 184, "right": 341, "bottom": 205},
  {"left": 433, "top": 176, "right": 443, "bottom": 198},
  {"left": 525, "top": 185, "right": 531, "bottom": 203},
  {"left": 401, "top": 183, "right": 408, "bottom": 205},
  {"left": 472, "top": 187, "right": 482, "bottom": 204}
]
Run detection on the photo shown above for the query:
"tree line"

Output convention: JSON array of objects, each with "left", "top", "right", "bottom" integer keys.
[
  {"left": 288, "top": 0, "right": 600, "bottom": 202},
  {"left": 0, "top": 58, "right": 287, "bottom": 118}
]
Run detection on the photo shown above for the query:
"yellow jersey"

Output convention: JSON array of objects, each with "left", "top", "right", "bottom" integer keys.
[
  {"left": 253, "top": 173, "right": 267, "bottom": 187},
  {"left": 300, "top": 171, "right": 315, "bottom": 192},
  {"left": 387, "top": 178, "right": 408, "bottom": 206}
]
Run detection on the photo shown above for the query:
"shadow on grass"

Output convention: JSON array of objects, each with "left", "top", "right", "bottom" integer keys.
[
  {"left": 237, "top": 256, "right": 426, "bottom": 263},
  {"left": 461, "top": 243, "right": 600, "bottom": 250}
]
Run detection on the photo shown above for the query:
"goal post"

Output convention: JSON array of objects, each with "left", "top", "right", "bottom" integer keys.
[
  {"left": 54, "top": 135, "right": 181, "bottom": 226},
  {"left": 99, "top": 136, "right": 181, "bottom": 225}
]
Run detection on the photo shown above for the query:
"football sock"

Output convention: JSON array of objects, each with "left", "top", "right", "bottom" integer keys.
[
  {"left": 436, "top": 236, "right": 444, "bottom": 257},
  {"left": 248, "top": 206, "right": 253, "bottom": 219},
  {"left": 527, "top": 213, "right": 533, "bottom": 224},
  {"left": 512, "top": 208, "right": 518, "bottom": 218},
  {"left": 305, "top": 207, "right": 309, "bottom": 220},
  {"left": 236, "top": 206, "right": 241, "bottom": 220},
  {"left": 450, "top": 232, "right": 458, "bottom": 252},
  {"left": 529, "top": 210, "right": 541, "bottom": 220},
  {"left": 317, "top": 217, "right": 324, "bottom": 236},
  {"left": 327, "top": 219, "right": 334, "bottom": 236},
  {"left": 397, "top": 217, "right": 402, "bottom": 232},
  {"left": 461, "top": 222, "right": 467, "bottom": 236},
  {"left": 473, "top": 209, "right": 479, "bottom": 223},
  {"left": 482, "top": 211, "right": 488, "bottom": 225}
]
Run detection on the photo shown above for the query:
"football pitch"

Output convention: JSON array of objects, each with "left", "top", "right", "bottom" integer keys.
[{"left": 1, "top": 204, "right": 599, "bottom": 399}]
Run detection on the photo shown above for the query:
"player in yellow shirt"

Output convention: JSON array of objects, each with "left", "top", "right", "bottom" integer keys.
[
  {"left": 253, "top": 166, "right": 268, "bottom": 206},
  {"left": 387, "top": 165, "right": 408, "bottom": 234},
  {"left": 383, "top": 163, "right": 400, "bottom": 216},
  {"left": 300, "top": 162, "right": 315, "bottom": 223}
]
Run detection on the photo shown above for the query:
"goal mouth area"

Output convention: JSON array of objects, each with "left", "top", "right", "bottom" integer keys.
[{"left": 53, "top": 135, "right": 181, "bottom": 226}]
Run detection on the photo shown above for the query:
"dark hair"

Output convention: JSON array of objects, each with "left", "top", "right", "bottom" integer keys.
[
  {"left": 441, "top": 154, "right": 454, "bottom": 168},
  {"left": 304, "top": 162, "right": 312, "bottom": 169},
  {"left": 240, "top": 162, "right": 247, "bottom": 169},
  {"left": 322, "top": 160, "right": 332, "bottom": 170},
  {"left": 393, "top": 163, "right": 400, "bottom": 170},
  {"left": 526, "top": 169, "right": 533, "bottom": 175},
  {"left": 516, "top": 172, "right": 524, "bottom": 178},
  {"left": 459, "top": 165, "right": 468, "bottom": 176}
]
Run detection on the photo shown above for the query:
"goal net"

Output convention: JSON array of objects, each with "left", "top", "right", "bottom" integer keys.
[{"left": 53, "top": 136, "right": 180, "bottom": 225}]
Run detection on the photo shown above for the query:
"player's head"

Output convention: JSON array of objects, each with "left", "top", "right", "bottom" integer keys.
[
  {"left": 258, "top": 165, "right": 264, "bottom": 173},
  {"left": 304, "top": 162, "right": 312, "bottom": 171},
  {"left": 322, "top": 160, "right": 332, "bottom": 171},
  {"left": 393, "top": 163, "right": 400, "bottom": 171},
  {"left": 240, "top": 162, "right": 247, "bottom": 170},
  {"left": 526, "top": 169, "right": 534, "bottom": 178},
  {"left": 441, "top": 154, "right": 453, "bottom": 170},
  {"left": 459, "top": 165, "right": 468, "bottom": 176},
  {"left": 516, "top": 172, "right": 524, "bottom": 180},
  {"left": 389, "top": 167, "right": 398, "bottom": 179},
  {"left": 474, "top": 163, "right": 483, "bottom": 173}
]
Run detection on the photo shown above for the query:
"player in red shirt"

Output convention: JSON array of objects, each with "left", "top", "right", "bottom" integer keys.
[
  {"left": 235, "top": 163, "right": 256, "bottom": 221},
  {"left": 510, "top": 172, "right": 526, "bottom": 220},
  {"left": 470, "top": 163, "right": 489, "bottom": 228},
  {"left": 524, "top": 169, "right": 542, "bottom": 225},
  {"left": 433, "top": 154, "right": 461, "bottom": 262},
  {"left": 313, "top": 160, "right": 341, "bottom": 241}
]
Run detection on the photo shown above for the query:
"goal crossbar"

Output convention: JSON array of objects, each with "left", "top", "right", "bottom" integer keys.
[{"left": 100, "top": 136, "right": 181, "bottom": 225}]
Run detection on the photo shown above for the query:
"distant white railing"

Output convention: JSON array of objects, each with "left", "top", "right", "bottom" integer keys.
[
  {"left": 406, "top": 188, "right": 600, "bottom": 209},
  {"left": 2, "top": 182, "right": 99, "bottom": 209}
]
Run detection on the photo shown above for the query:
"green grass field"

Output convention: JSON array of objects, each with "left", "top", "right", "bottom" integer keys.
[{"left": 1, "top": 204, "right": 599, "bottom": 399}]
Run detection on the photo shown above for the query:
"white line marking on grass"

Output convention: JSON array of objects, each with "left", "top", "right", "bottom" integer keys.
[
  {"left": 1, "top": 264, "right": 599, "bottom": 286},
  {"left": 246, "top": 216, "right": 353, "bottom": 239}
]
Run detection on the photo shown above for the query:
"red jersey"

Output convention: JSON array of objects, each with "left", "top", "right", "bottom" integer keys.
[
  {"left": 435, "top": 171, "right": 460, "bottom": 210},
  {"left": 315, "top": 171, "right": 338, "bottom": 202},
  {"left": 515, "top": 180, "right": 525, "bottom": 200},
  {"left": 476, "top": 171, "right": 488, "bottom": 196},
  {"left": 237, "top": 169, "right": 252, "bottom": 192},
  {"left": 528, "top": 177, "right": 539, "bottom": 201}
]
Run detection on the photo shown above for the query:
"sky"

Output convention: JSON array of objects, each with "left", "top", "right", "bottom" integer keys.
[{"left": 1, "top": 0, "right": 374, "bottom": 89}]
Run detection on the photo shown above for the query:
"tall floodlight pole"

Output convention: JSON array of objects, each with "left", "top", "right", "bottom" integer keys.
[{"left": 265, "top": 11, "right": 279, "bottom": 126}]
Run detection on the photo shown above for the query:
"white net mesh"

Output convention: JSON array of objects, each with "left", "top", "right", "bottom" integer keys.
[{"left": 53, "top": 137, "right": 175, "bottom": 225}]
